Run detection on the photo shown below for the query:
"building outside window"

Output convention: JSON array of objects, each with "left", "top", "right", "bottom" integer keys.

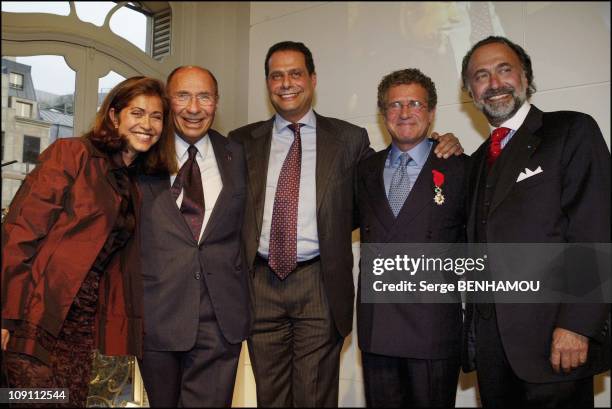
[
  {"left": 9, "top": 71, "right": 23, "bottom": 89},
  {"left": 15, "top": 101, "right": 32, "bottom": 118},
  {"left": 22, "top": 135, "right": 40, "bottom": 164}
]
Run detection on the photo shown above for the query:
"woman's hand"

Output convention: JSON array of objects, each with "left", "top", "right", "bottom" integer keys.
[{"left": 1, "top": 328, "right": 10, "bottom": 350}]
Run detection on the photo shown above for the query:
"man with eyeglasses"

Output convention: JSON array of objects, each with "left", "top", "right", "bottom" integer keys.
[
  {"left": 138, "top": 66, "right": 251, "bottom": 407},
  {"left": 228, "top": 42, "right": 463, "bottom": 407},
  {"left": 356, "top": 68, "right": 467, "bottom": 407}
]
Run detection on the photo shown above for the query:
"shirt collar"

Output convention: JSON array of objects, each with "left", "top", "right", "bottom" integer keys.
[
  {"left": 274, "top": 108, "right": 316, "bottom": 133},
  {"left": 490, "top": 101, "right": 531, "bottom": 132},
  {"left": 175, "top": 133, "right": 209, "bottom": 161},
  {"left": 388, "top": 138, "right": 432, "bottom": 167}
]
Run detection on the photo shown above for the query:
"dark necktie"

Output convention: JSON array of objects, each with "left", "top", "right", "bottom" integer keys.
[
  {"left": 268, "top": 123, "right": 302, "bottom": 280},
  {"left": 487, "top": 127, "right": 511, "bottom": 168},
  {"left": 171, "top": 145, "right": 204, "bottom": 241}
]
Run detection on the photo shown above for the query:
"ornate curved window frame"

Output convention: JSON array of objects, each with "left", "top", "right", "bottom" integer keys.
[{"left": 2, "top": 1, "right": 171, "bottom": 135}]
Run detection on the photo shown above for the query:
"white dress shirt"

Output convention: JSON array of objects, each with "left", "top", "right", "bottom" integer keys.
[
  {"left": 489, "top": 101, "right": 532, "bottom": 149},
  {"left": 258, "top": 109, "right": 319, "bottom": 261}
]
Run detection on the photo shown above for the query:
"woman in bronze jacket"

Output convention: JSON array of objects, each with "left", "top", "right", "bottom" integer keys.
[{"left": 1, "top": 76, "right": 176, "bottom": 407}]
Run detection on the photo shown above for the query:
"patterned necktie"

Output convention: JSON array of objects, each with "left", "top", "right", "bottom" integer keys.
[
  {"left": 268, "top": 123, "right": 302, "bottom": 280},
  {"left": 487, "top": 127, "right": 511, "bottom": 168},
  {"left": 388, "top": 152, "right": 412, "bottom": 217},
  {"left": 171, "top": 145, "right": 204, "bottom": 241}
]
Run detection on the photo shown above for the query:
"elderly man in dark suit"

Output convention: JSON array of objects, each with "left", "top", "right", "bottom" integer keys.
[
  {"left": 356, "top": 68, "right": 468, "bottom": 408},
  {"left": 138, "top": 66, "right": 251, "bottom": 407},
  {"left": 461, "top": 36, "right": 610, "bottom": 407},
  {"left": 228, "top": 41, "right": 463, "bottom": 407}
]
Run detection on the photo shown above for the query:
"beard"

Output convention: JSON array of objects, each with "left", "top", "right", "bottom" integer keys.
[{"left": 473, "top": 85, "right": 527, "bottom": 126}]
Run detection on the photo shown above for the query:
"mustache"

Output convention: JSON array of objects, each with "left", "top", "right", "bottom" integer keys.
[
  {"left": 277, "top": 88, "right": 302, "bottom": 96},
  {"left": 482, "top": 86, "right": 515, "bottom": 100}
]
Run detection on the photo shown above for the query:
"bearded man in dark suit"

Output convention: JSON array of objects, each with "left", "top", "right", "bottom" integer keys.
[{"left": 461, "top": 36, "right": 610, "bottom": 407}]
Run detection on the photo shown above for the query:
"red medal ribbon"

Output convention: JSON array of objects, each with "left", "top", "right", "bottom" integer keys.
[{"left": 432, "top": 170, "right": 445, "bottom": 187}]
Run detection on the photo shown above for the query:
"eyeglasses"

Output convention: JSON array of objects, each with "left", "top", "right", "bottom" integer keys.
[
  {"left": 385, "top": 100, "right": 428, "bottom": 114},
  {"left": 172, "top": 92, "right": 216, "bottom": 107}
]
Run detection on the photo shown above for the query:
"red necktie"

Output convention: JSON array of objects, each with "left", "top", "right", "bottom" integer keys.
[
  {"left": 487, "top": 127, "right": 511, "bottom": 168},
  {"left": 268, "top": 123, "right": 302, "bottom": 280},
  {"left": 171, "top": 145, "right": 205, "bottom": 241}
]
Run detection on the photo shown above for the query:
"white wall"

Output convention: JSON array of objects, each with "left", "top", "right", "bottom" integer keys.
[
  {"left": 236, "top": 1, "right": 611, "bottom": 407},
  {"left": 163, "top": 2, "right": 251, "bottom": 134}
]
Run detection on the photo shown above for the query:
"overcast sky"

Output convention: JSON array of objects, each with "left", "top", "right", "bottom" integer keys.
[{"left": 3, "top": 1, "right": 147, "bottom": 95}]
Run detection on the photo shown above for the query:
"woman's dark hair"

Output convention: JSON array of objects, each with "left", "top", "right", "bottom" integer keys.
[{"left": 86, "top": 76, "right": 176, "bottom": 174}]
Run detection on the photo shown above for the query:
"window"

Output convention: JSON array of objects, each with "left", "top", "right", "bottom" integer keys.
[
  {"left": 1, "top": 1, "right": 71, "bottom": 16},
  {"left": 23, "top": 136, "right": 41, "bottom": 164},
  {"left": 3, "top": 2, "right": 171, "bottom": 60},
  {"left": 9, "top": 72, "right": 23, "bottom": 90},
  {"left": 15, "top": 101, "right": 32, "bottom": 118},
  {"left": 98, "top": 71, "right": 126, "bottom": 111},
  {"left": 75, "top": 1, "right": 153, "bottom": 53},
  {"left": 110, "top": 4, "right": 148, "bottom": 51}
]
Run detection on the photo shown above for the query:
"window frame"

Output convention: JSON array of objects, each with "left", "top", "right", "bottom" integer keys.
[
  {"left": 9, "top": 72, "right": 24, "bottom": 89},
  {"left": 22, "top": 135, "right": 41, "bottom": 164}
]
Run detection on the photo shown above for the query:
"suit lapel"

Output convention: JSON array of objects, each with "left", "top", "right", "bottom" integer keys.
[
  {"left": 104, "top": 170, "right": 121, "bottom": 195},
  {"left": 85, "top": 138, "right": 121, "bottom": 196},
  {"left": 489, "top": 107, "right": 543, "bottom": 215},
  {"left": 467, "top": 145, "right": 487, "bottom": 242},
  {"left": 315, "top": 113, "right": 343, "bottom": 211},
  {"left": 244, "top": 118, "right": 273, "bottom": 236},
  {"left": 143, "top": 173, "right": 191, "bottom": 235},
  {"left": 200, "top": 130, "right": 236, "bottom": 243},
  {"left": 363, "top": 147, "right": 395, "bottom": 231}
]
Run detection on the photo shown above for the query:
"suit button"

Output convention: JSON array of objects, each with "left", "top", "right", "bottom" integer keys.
[
  {"left": 195, "top": 272, "right": 201, "bottom": 280},
  {"left": 484, "top": 201, "right": 490, "bottom": 206},
  {"left": 481, "top": 220, "right": 487, "bottom": 225},
  {"left": 486, "top": 184, "right": 493, "bottom": 189},
  {"left": 365, "top": 226, "right": 370, "bottom": 232}
]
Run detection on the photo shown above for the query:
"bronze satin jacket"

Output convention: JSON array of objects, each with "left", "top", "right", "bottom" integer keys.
[{"left": 1, "top": 137, "right": 143, "bottom": 363}]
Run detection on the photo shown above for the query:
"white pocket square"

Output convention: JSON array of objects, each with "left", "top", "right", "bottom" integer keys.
[{"left": 516, "top": 166, "right": 543, "bottom": 182}]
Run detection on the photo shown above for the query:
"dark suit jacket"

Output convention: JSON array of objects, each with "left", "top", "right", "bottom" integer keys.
[
  {"left": 139, "top": 130, "right": 251, "bottom": 350},
  {"left": 357, "top": 143, "right": 468, "bottom": 359},
  {"left": 2, "top": 137, "right": 143, "bottom": 363},
  {"left": 228, "top": 112, "right": 372, "bottom": 337},
  {"left": 463, "top": 105, "right": 611, "bottom": 382}
]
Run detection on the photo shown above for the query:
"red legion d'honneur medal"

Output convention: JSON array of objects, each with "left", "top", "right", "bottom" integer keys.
[{"left": 432, "top": 170, "right": 445, "bottom": 205}]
